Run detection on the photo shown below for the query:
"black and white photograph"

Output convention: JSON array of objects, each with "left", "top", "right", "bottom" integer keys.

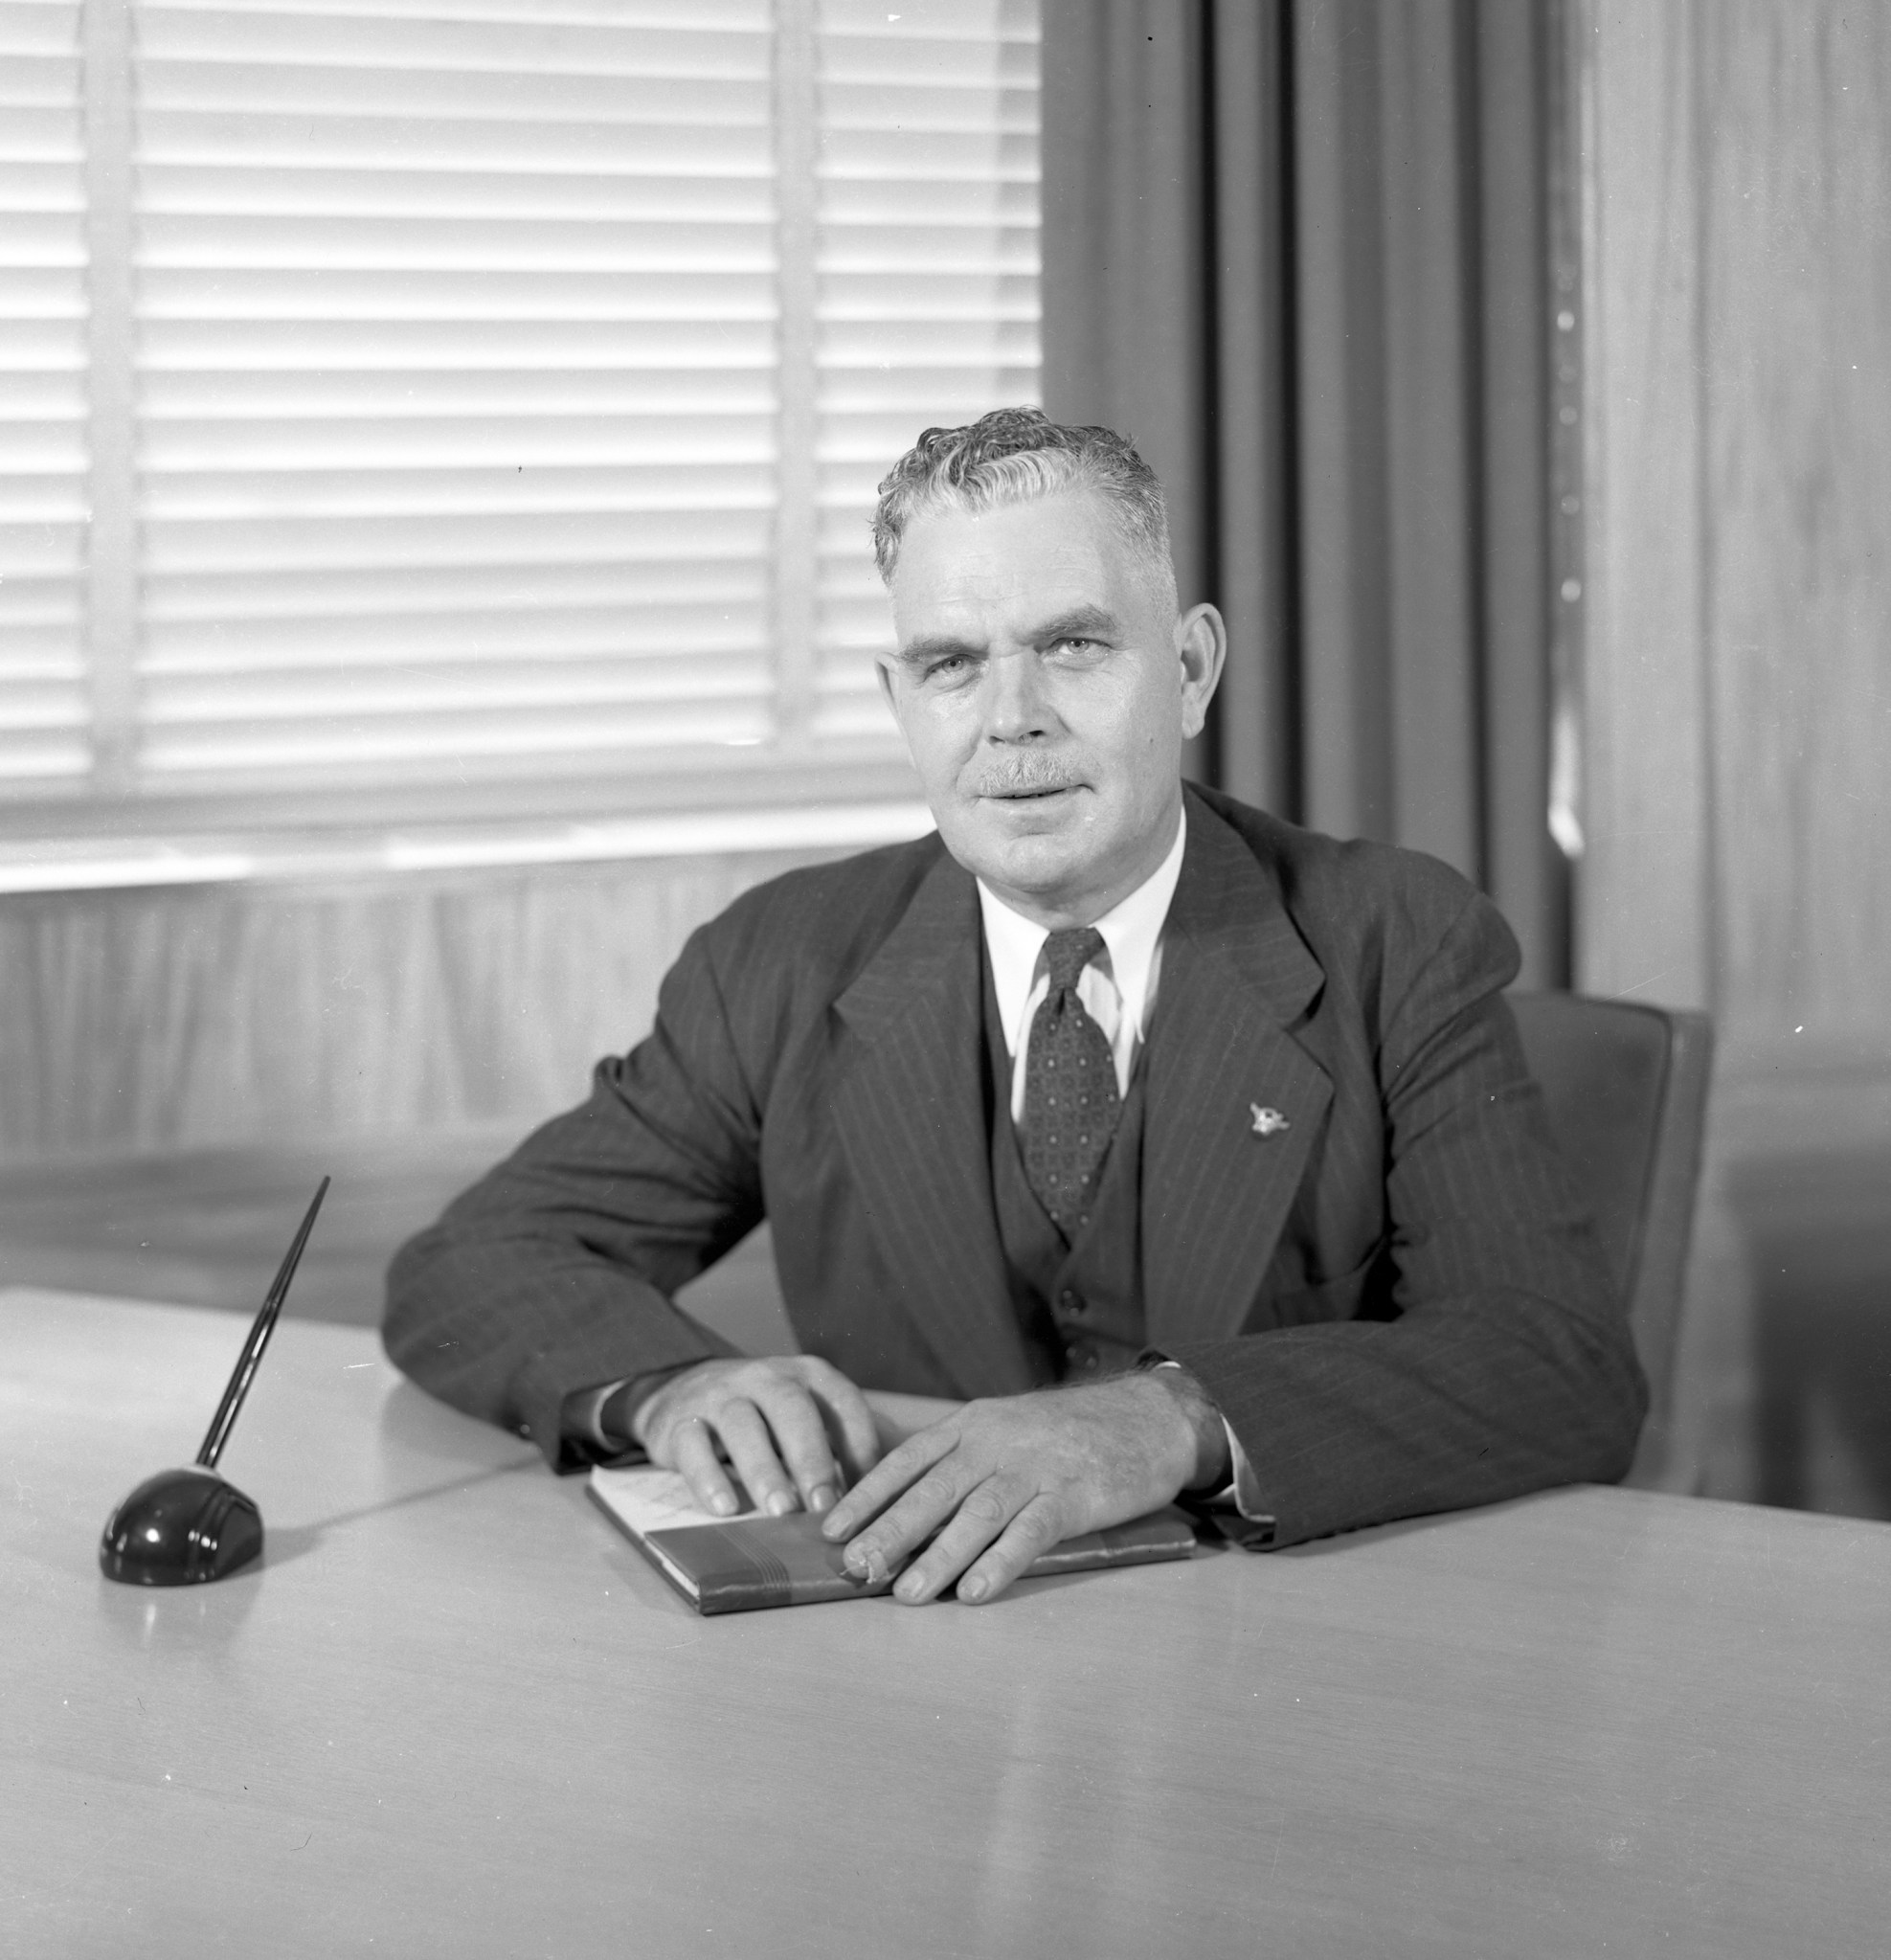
[{"left": 5, "top": 2, "right": 1887, "bottom": 1951}]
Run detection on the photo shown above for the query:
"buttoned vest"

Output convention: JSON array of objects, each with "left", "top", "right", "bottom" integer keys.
[{"left": 981, "top": 952, "right": 1149, "bottom": 1383}]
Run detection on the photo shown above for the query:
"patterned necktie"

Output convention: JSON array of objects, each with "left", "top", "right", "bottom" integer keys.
[{"left": 1022, "top": 927, "right": 1122, "bottom": 1239}]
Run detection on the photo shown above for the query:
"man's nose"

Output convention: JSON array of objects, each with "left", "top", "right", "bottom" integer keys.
[{"left": 980, "top": 648, "right": 1053, "bottom": 743}]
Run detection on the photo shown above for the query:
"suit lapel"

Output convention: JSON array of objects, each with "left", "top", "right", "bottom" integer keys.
[
  {"left": 1143, "top": 795, "right": 1333, "bottom": 1349},
  {"left": 832, "top": 849, "right": 1036, "bottom": 1397}
]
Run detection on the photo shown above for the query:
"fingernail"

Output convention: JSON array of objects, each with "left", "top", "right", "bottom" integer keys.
[
  {"left": 808, "top": 1484, "right": 834, "bottom": 1515},
  {"left": 894, "top": 1571, "right": 926, "bottom": 1603},
  {"left": 958, "top": 1574, "right": 988, "bottom": 1603},
  {"left": 844, "top": 1544, "right": 886, "bottom": 1583},
  {"left": 766, "top": 1490, "right": 796, "bottom": 1517},
  {"left": 709, "top": 1492, "right": 736, "bottom": 1517}
]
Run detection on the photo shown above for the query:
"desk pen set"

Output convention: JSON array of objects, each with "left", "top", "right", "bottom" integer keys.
[{"left": 100, "top": 1178, "right": 329, "bottom": 1586}]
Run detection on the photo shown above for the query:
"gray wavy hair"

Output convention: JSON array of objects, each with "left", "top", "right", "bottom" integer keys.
[{"left": 871, "top": 406, "right": 1175, "bottom": 609}]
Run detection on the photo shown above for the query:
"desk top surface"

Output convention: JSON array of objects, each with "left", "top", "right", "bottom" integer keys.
[{"left": 6, "top": 1288, "right": 1888, "bottom": 1959}]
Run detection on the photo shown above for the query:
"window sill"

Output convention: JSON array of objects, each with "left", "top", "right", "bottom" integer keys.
[{"left": 0, "top": 800, "right": 935, "bottom": 896}]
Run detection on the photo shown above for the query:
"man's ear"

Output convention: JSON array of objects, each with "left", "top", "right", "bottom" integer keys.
[
  {"left": 1175, "top": 603, "right": 1227, "bottom": 740},
  {"left": 874, "top": 654, "right": 912, "bottom": 750}
]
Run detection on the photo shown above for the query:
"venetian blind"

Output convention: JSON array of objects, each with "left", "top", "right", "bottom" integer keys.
[
  {"left": 2, "top": 0, "right": 1040, "bottom": 834},
  {"left": 814, "top": 0, "right": 1040, "bottom": 743},
  {"left": 0, "top": 1, "right": 90, "bottom": 792}
]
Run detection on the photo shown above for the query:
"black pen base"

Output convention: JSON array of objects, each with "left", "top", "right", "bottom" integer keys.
[{"left": 100, "top": 1468, "right": 263, "bottom": 1586}]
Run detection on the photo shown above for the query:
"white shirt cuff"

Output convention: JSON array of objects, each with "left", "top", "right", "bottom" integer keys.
[
  {"left": 1218, "top": 1418, "right": 1272, "bottom": 1521},
  {"left": 569, "top": 1379, "right": 627, "bottom": 1451},
  {"left": 1151, "top": 1361, "right": 1270, "bottom": 1522}
]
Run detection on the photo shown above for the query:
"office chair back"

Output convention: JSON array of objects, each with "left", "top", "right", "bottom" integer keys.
[{"left": 1508, "top": 992, "right": 1714, "bottom": 1486}]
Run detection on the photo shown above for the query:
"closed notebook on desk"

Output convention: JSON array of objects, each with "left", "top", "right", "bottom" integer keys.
[{"left": 589, "top": 1466, "right": 1200, "bottom": 1615}]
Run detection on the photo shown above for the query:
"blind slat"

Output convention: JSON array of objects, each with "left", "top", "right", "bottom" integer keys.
[
  {"left": 143, "top": 418, "right": 777, "bottom": 463},
  {"left": 141, "top": 215, "right": 777, "bottom": 269},
  {"left": 0, "top": 105, "right": 83, "bottom": 154},
  {"left": 139, "top": 111, "right": 773, "bottom": 174},
  {"left": 146, "top": 660, "right": 772, "bottom": 718},
  {"left": 145, "top": 558, "right": 770, "bottom": 619},
  {"left": 139, "top": 320, "right": 778, "bottom": 366},
  {"left": 140, "top": 64, "right": 774, "bottom": 124},
  {"left": 141, "top": 698, "right": 776, "bottom": 777},
  {"left": 137, "top": 2, "right": 775, "bottom": 34},
  {"left": 145, "top": 609, "right": 771, "bottom": 669},
  {"left": 139, "top": 165, "right": 773, "bottom": 220},
  {"left": 142, "top": 507, "right": 774, "bottom": 573},
  {"left": 139, "top": 270, "right": 780, "bottom": 318},
  {"left": 142, "top": 371, "right": 776, "bottom": 413},
  {"left": 141, "top": 16, "right": 770, "bottom": 79},
  {"left": 140, "top": 465, "right": 776, "bottom": 520}
]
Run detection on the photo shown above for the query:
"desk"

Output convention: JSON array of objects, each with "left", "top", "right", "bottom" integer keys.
[{"left": 6, "top": 1289, "right": 1888, "bottom": 1958}]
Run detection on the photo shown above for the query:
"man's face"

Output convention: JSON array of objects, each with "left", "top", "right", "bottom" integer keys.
[{"left": 878, "top": 489, "right": 1223, "bottom": 927}]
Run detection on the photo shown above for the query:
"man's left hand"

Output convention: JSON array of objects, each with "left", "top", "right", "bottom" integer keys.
[{"left": 820, "top": 1367, "right": 1229, "bottom": 1606}]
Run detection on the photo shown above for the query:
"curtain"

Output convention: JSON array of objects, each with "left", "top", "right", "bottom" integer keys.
[{"left": 1040, "top": 0, "right": 1566, "bottom": 985}]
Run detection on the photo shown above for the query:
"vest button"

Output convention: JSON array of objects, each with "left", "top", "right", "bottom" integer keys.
[{"left": 1059, "top": 1289, "right": 1085, "bottom": 1316}]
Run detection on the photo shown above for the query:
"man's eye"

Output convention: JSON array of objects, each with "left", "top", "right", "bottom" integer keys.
[
  {"left": 926, "top": 654, "right": 971, "bottom": 681},
  {"left": 1051, "top": 636, "right": 1097, "bottom": 655}
]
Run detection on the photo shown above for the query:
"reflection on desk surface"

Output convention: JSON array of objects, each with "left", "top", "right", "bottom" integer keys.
[
  {"left": 0, "top": 1130, "right": 529, "bottom": 1328},
  {"left": 7, "top": 1286, "right": 1891, "bottom": 1960},
  {"left": 0, "top": 1132, "right": 797, "bottom": 1354}
]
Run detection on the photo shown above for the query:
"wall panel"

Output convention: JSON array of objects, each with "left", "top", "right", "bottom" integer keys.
[
  {"left": 0, "top": 849, "right": 843, "bottom": 1166},
  {"left": 1581, "top": 0, "right": 1891, "bottom": 1513},
  {"left": 1701, "top": 3, "right": 1891, "bottom": 1054},
  {"left": 1577, "top": 0, "right": 1713, "bottom": 1012}
]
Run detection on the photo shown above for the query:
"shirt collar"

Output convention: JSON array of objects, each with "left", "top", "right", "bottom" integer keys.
[{"left": 976, "top": 802, "right": 1188, "bottom": 1055}]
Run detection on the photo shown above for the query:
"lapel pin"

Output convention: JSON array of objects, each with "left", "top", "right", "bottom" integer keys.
[{"left": 1250, "top": 1104, "right": 1290, "bottom": 1138}]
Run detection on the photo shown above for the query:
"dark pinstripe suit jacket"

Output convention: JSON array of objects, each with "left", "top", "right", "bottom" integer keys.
[{"left": 384, "top": 786, "right": 1645, "bottom": 1548}]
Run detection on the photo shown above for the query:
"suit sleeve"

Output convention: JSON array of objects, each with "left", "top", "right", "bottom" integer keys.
[
  {"left": 1162, "top": 889, "right": 1649, "bottom": 1547},
  {"left": 381, "top": 921, "right": 766, "bottom": 1471}
]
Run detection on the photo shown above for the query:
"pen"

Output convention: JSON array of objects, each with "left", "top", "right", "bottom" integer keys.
[{"left": 195, "top": 1176, "right": 330, "bottom": 1471}]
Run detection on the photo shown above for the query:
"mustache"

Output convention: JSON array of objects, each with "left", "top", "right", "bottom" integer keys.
[{"left": 968, "top": 758, "right": 1084, "bottom": 798}]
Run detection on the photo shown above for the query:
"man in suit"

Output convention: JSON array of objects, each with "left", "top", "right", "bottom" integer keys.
[{"left": 385, "top": 408, "right": 1644, "bottom": 1605}]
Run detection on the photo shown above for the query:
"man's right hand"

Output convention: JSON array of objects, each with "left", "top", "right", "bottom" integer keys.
[{"left": 628, "top": 1357, "right": 883, "bottom": 1520}]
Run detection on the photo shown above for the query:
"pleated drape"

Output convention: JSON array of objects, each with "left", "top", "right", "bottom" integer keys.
[{"left": 1041, "top": 0, "right": 1566, "bottom": 985}]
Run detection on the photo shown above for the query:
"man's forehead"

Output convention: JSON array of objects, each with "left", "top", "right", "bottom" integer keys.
[{"left": 889, "top": 492, "right": 1137, "bottom": 622}]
